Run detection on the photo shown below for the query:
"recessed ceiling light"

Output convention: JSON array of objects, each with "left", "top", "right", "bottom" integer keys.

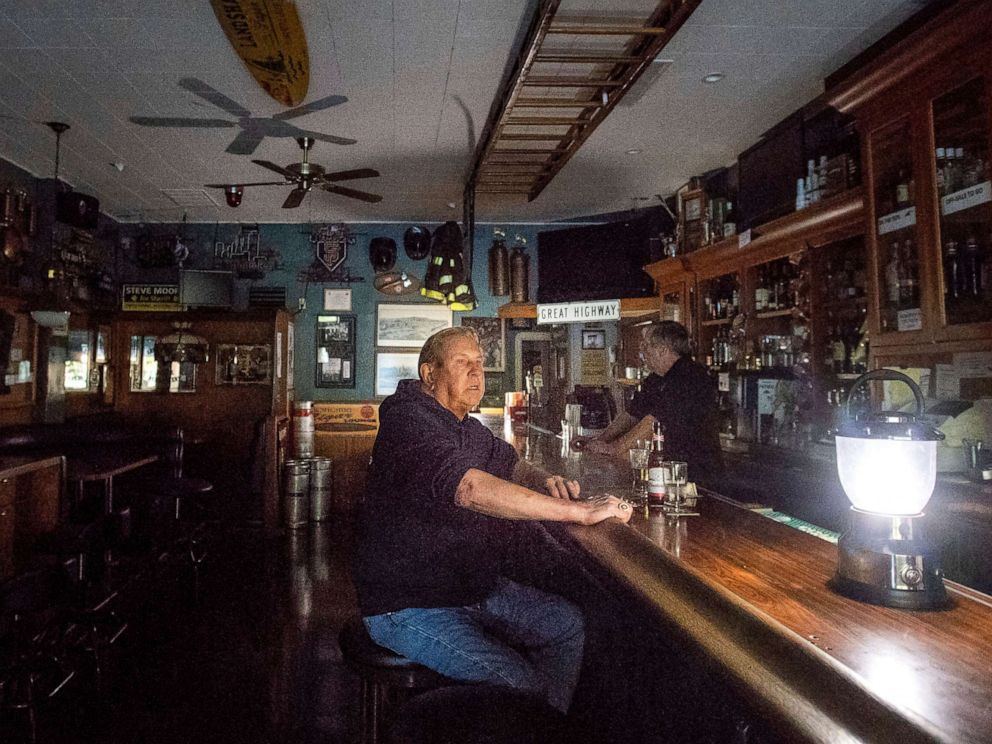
[
  {"left": 702, "top": 72, "right": 725, "bottom": 84},
  {"left": 625, "top": 149, "right": 642, "bottom": 155}
]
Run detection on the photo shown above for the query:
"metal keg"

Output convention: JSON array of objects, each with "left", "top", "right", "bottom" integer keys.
[
  {"left": 283, "top": 459, "right": 310, "bottom": 529},
  {"left": 308, "top": 457, "right": 333, "bottom": 522},
  {"left": 292, "top": 400, "right": 315, "bottom": 458}
]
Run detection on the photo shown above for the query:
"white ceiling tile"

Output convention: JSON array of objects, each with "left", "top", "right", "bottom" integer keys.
[{"left": 0, "top": 0, "right": 933, "bottom": 222}]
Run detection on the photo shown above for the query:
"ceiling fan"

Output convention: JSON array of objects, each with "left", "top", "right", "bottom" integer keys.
[
  {"left": 206, "top": 137, "right": 382, "bottom": 209},
  {"left": 130, "top": 77, "right": 355, "bottom": 155}
]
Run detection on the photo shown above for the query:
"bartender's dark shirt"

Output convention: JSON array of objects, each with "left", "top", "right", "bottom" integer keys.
[
  {"left": 629, "top": 356, "right": 722, "bottom": 482},
  {"left": 354, "top": 379, "right": 522, "bottom": 617}
]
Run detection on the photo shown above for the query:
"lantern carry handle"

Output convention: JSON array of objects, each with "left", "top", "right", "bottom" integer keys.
[{"left": 845, "top": 369, "right": 925, "bottom": 420}]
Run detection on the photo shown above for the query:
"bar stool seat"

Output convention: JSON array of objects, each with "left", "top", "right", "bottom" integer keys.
[{"left": 338, "top": 617, "right": 449, "bottom": 744}]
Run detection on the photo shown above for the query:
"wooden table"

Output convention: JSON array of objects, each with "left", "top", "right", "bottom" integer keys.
[
  {"left": 67, "top": 452, "right": 159, "bottom": 514},
  {"left": 0, "top": 456, "right": 64, "bottom": 582},
  {"left": 496, "top": 421, "right": 992, "bottom": 744}
]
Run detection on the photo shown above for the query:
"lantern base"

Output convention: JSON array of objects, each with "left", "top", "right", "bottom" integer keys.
[{"left": 830, "top": 509, "right": 948, "bottom": 610}]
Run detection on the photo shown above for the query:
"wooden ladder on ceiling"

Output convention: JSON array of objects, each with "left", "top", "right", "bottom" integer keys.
[{"left": 467, "top": 0, "right": 703, "bottom": 203}]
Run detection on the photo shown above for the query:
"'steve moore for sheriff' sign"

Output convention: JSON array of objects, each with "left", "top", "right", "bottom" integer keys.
[
  {"left": 122, "top": 284, "right": 180, "bottom": 311},
  {"left": 537, "top": 299, "right": 620, "bottom": 325}
]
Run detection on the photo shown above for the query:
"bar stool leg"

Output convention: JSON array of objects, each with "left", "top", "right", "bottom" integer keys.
[{"left": 369, "top": 681, "right": 383, "bottom": 744}]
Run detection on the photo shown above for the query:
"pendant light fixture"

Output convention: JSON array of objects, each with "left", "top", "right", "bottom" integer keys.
[{"left": 154, "top": 322, "right": 210, "bottom": 364}]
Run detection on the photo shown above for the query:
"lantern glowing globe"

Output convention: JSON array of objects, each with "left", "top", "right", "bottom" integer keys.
[
  {"left": 830, "top": 370, "right": 947, "bottom": 610},
  {"left": 835, "top": 435, "right": 937, "bottom": 516}
]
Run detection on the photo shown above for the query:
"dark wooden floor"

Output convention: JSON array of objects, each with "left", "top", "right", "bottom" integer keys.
[{"left": 27, "top": 523, "right": 362, "bottom": 744}]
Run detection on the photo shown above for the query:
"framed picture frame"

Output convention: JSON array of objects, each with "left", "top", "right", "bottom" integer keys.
[
  {"left": 460, "top": 316, "right": 505, "bottom": 371},
  {"left": 375, "top": 351, "right": 421, "bottom": 397},
  {"left": 316, "top": 314, "right": 356, "bottom": 388},
  {"left": 581, "top": 329, "right": 606, "bottom": 350},
  {"left": 323, "top": 288, "right": 352, "bottom": 312},
  {"left": 215, "top": 343, "right": 273, "bottom": 385},
  {"left": 376, "top": 303, "right": 452, "bottom": 348}
]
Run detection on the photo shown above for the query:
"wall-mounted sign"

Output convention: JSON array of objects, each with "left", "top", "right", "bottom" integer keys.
[
  {"left": 121, "top": 284, "right": 180, "bottom": 311},
  {"left": 537, "top": 299, "right": 620, "bottom": 325}
]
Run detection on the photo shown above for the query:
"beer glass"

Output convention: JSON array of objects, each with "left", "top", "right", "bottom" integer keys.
[
  {"left": 627, "top": 446, "right": 650, "bottom": 505},
  {"left": 664, "top": 461, "right": 688, "bottom": 512}
]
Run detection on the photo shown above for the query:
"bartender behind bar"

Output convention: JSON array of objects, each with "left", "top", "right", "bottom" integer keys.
[{"left": 581, "top": 321, "right": 723, "bottom": 485}]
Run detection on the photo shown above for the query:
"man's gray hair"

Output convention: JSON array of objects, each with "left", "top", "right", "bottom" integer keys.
[
  {"left": 644, "top": 321, "right": 691, "bottom": 357},
  {"left": 418, "top": 326, "right": 481, "bottom": 380}
]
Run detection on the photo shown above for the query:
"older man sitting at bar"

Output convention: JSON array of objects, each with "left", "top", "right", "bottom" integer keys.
[{"left": 353, "top": 326, "right": 631, "bottom": 714}]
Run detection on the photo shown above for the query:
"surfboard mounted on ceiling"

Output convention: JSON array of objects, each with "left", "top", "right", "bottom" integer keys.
[{"left": 210, "top": 0, "right": 309, "bottom": 107}]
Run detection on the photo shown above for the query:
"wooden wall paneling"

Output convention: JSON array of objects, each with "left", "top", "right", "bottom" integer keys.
[
  {"left": 0, "top": 295, "right": 37, "bottom": 427},
  {"left": 111, "top": 310, "right": 288, "bottom": 521}
]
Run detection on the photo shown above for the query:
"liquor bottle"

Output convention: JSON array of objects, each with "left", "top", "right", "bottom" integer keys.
[
  {"left": 963, "top": 236, "right": 982, "bottom": 296},
  {"left": 895, "top": 169, "right": 911, "bottom": 208},
  {"left": 902, "top": 239, "right": 918, "bottom": 306},
  {"left": 767, "top": 263, "right": 779, "bottom": 310},
  {"left": 944, "top": 240, "right": 961, "bottom": 300},
  {"left": 885, "top": 242, "right": 902, "bottom": 306},
  {"left": 806, "top": 160, "right": 819, "bottom": 205},
  {"left": 647, "top": 421, "right": 667, "bottom": 508},
  {"left": 723, "top": 202, "right": 737, "bottom": 237},
  {"left": 831, "top": 323, "right": 846, "bottom": 374},
  {"left": 795, "top": 177, "right": 806, "bottom": 211},
  {"left": 755, "top": 266, "right": 769, "bottom": 311},
  {"left": 818, "top": 155, "right": 829, "bottom": 198},
  {"left": 935, "top": 148, "right": 946, "bottom": 195}
]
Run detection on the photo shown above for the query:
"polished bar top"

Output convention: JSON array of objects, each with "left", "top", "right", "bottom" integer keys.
[
  {"left": 493, "top": 420, "right": 992, "bottom": 744},
  {"left": 0, "top": 455, "right": 65, "bottom": 483}
]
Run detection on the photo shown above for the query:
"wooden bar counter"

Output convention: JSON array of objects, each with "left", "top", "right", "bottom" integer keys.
[{"left": 497, "top": 421, "right": 992, "bottom": 744}]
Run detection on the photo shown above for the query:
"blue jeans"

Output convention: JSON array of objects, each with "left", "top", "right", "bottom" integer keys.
[{"left": 363, "top": 578, "right": 584, "bottom": 713}]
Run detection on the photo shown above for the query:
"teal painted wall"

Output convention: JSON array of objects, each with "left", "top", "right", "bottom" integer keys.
[{"left": 119, "top": 221, "right": 547, "bottom": 400}]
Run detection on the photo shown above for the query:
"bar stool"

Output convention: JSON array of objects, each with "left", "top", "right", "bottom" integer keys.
[{"left": 338, "top": 617, "right": 448, "bottom": 744}]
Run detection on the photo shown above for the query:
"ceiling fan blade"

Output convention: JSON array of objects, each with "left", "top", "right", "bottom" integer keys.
[
  {"left": 321, "top": 184, "right": 383, "bottom": 203},
  {"left": 322, "top": 168, "right": 380, "bottom": 182},
  {"left": 226, "top": 129, "right": 266, "bottom": 155},
  {"left": 179, "top": 77, "right": 251, "bottom": 118},
  {"left": 204, "top": 181, "right": 286, "bottom": 188},
  {"left": 282, "top": 188, "right": 307, "bottom": 209},
  {"left": 272, "top": 95, "right": 348, "bottom": 121},
  {"left": 303, "top": 130, "right": 358, "bottom": 146},
  {"left": 251, "top": 159, "right": 294, "bottom": 178},
  {"left": 130, "top": 116, "right": 235, "bottom": 128}
]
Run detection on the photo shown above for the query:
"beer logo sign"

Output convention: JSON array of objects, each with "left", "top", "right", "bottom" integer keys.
[{"left": 313, "top": 224, "right": 349, "bottom": 273}]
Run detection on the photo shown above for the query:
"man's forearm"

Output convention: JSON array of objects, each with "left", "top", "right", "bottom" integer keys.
[
  {"left": 595, "top": 411, "right": 636, "bottom": 442},
  {"left": 511, "top": 459, "right": 553, "bottom": 492},
  {"left": 456, "top": 468, "right": 588, "bottom": 523}
]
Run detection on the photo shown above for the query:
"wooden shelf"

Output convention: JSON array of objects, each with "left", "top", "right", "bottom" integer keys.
[
  {"left": 700, "top": 317, "right": 733, "bottom": 327},
  {"left": 754, "top": 308, "right": 795, "bottom": 319},
  {"left": 644, "top": 188, "right": 865, "bottom": 284}
]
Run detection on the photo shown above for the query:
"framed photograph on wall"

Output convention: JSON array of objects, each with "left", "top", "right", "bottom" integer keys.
[
  {"left": 460, "top": 316, "right": 505, "bottom": 371},
  {"left": 581, "top": 329, "right": 606, "bottom": 350},
  {"left": 375, "top": 351, "right": 421, "bottom": 397},
  {"left": 376, "top": 303, "right": 452, "bottom": 348},
  {"left": 316, "top": 315, "right": 356, "bottom": 388},
  {"left": 323, "top": 288, "right": 352, "bottom": 312},
  {"left": 216, "top": 343, "right": 273, "bottom": 385}
]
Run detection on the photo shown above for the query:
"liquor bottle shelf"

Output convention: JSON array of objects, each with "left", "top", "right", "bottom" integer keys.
[
  {"left": 701, "top": 317, "right": 734, "bottom": 327},
  {"left": 754, "top": 308, "right": 796, "bottom": 319}
]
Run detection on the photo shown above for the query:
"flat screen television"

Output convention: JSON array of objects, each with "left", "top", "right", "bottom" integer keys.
[
  {"left": 179, "top": 269, "right": 234, "bottom": 308},
  {"left": 537, "top": 218, "right": 654, "bottom": 303}
]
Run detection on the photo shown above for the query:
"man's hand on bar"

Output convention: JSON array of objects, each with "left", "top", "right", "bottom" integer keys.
[{"left": 582, "top": 494, "right": 633, "bottom": 525}]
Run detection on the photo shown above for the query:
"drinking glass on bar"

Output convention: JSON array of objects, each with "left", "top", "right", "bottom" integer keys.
[
  {"left": 664, "top": 461, "right": 688, "bottom": 513},
  {"left": 627, "top": 446, "right": 651, "bottom": 505}
]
